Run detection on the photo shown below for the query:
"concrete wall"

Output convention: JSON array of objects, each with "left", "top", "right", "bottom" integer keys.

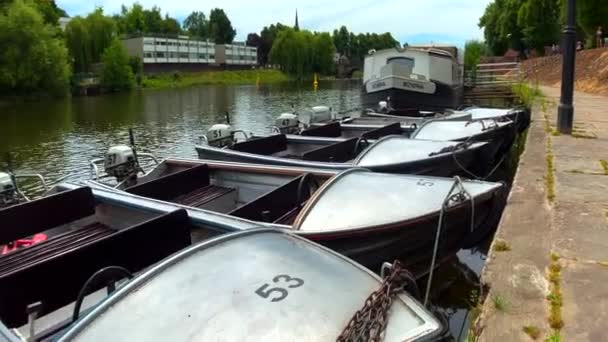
[{"left": 123, "top": 37, "right": 144, "bottom": 59}]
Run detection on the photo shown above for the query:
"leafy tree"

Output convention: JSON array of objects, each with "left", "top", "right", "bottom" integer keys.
[
  {"left": 65, "top": 17, "right": 91, "bottom": 72},
  {"left": 183, "top": 11, "right": 208, "bottom": 38},
  {"left": 260, "top": 23, "right": 287, "bottom": 65},
  {"left": 208, "top": 8, "right": 236, "bottom": 44},
  {"left": 161, "top": 14, "right": 180, "bottom": 34},
  {"left": 517, "top": 0, "right": 560, "bottom": 53},
  {"left": 270, "top": 28, "right": 335, "bottom": 79},
  {"left": 479, "top": 0, "right": 525, "bottom": 55},
  {"left": 123, "top": 3, "right": 145, "bottom": 34},
  {"left": 65, "top": 8, "right": 116, "bottom": 73},
  {"left": 128, "top": 56, "right": 143, "bottom": 85},
  {"left": 332, "top": 25, "right": 350, "bottom": 56},
  {"left": 246, "top": 32, "right": 261, "bottom": 47},
  {"left": 85, "top": 8, "right": 116, "bottom": 63},
  {"left": 101, "top": 39, "right": 134, "bottom": 91},
  {"left": 577, "top": 0, "right": 608, "bottom": 46},
  {"left": 32, "top": 0, "right": 65, "bottom": 25},
  {"left": 142, "top": 6, "right": 162, "bottom": 33},
  {"left": 0, "top": 0, "right": 71, "bottom": 95},
  {"left": 464, "top": 40, "right": 488, "bottom": 71}
]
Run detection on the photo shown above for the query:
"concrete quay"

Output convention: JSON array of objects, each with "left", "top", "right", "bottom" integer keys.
[{"left": 475, "top": 86, "right": 608, "bottom": 341}]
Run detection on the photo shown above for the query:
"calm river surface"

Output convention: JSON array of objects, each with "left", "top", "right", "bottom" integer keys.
[{"left": 1, "top": 80, "right": 496, "bottom": 340}]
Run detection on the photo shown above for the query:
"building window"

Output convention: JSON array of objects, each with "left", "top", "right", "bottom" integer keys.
[
  {"left": 198, "top": 54, "right": 207, "bottom": 59},
  {"left": 144, "top": 52, "right": 153, "bottom": 58},
  {"left": 155, "top": 52, "right": 165, "bottom": 58},
  {"left": 179, "top": 52, "right": 188, "bottom": 58},
  {"left": 209, "top": 54, "right": 215, "bottom": 59}
]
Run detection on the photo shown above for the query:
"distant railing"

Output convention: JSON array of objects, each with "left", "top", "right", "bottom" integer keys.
[{"left": 464, "top": 62, "right": 521, "bottom": 87}]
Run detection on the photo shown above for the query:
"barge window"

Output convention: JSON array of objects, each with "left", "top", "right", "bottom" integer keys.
[{"left": 387, "top": 57, "right": 414, "bottom": 69}]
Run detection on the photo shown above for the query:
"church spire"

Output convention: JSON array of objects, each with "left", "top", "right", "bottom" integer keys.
[{"left": 294, "top": 9, "right": 299, "bottom": 31}]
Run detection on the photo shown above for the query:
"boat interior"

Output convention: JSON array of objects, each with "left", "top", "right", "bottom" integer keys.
[
  {"left": 126, "top": 163, "right": 331, "bottom": 226},
  {"left": 0, "top": 187, "right": 198, "bottom": 328},
  {"left": 230, "top": 133, "right": 369, "bottom": 162},
  {"left": 300, "top": 121, "right": 407, "bottom": 139}
]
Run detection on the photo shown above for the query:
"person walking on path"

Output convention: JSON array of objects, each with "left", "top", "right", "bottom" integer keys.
[{"left": 597, "top": 26, "right": 604, "bottom": 48}]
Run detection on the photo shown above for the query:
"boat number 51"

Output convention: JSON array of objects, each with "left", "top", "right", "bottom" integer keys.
[{"left": 255, "top": 274, "right": 304, "bottom": 302}]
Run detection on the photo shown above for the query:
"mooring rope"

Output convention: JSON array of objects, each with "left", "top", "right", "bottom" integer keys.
[{"left": 424, "top": 176, "right": 474, "bottom": 306}]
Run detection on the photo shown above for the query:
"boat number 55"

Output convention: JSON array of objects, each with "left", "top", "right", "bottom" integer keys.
[{"left": 255, "top": 274, "right": 304, "bottom": 302}]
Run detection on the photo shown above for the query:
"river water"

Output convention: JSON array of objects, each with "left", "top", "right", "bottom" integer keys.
[{"left": 1, "top": 80, "right": 508, "bottom": 340}]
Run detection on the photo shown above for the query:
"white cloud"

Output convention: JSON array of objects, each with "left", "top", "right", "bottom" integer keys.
[{"left": 57, "top": 0, "right": 490, "bottom": 44}]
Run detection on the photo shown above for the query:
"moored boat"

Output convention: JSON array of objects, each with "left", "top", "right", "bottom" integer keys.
[
  {"left": 0, "top": 186, "right": 210, "bottom": 328},
  {"left": 194, "top": 124, "right": 487, "bottom": 176},
  {"left": 361, "top": 45, "right": 464, "bottom": 113},
  {"left": 52, "top": 229, "right": 445, "bottom": 341},
  {"left": 83, "top": 158, "right": 505, "bottom": 273}
]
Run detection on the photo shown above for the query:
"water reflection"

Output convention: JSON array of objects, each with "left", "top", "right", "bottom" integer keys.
[{"left": 0, "top": 80, "right": 360, "bottom": 184}]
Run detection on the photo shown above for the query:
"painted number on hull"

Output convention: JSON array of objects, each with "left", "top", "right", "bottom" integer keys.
[
  {"left": 211, "top": 130, "right": 223, "bottom": 139},
  {"left": 417, "top": 180, "right": 434, "bottom": 187},
  {"left": 255, "top": 274, "right": 304, "bottom": 302}
]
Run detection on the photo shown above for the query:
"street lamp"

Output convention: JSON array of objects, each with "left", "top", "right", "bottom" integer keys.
[{"left": 557, "top": 0, "right": 576, "bottom": 134}]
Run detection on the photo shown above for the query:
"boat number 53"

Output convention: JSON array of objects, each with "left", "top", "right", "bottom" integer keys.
[
  {"left": 417, "top": 179, "right": 434, "bottom": 187},
  {"left": 255, "top": 274, "right": 304, "bottom": 302}
]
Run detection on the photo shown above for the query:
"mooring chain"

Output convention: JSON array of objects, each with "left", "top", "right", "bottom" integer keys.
[{"left": 337, "top": 260, "right": 415, "bottom": 342}]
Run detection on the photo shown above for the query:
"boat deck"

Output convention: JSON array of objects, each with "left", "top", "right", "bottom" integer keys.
[
  {"left": 172, "top": 184, "right": 235, "bottom": 208},
  {"left": 0, "top": 222, "right": 115, "bottom": 277}
]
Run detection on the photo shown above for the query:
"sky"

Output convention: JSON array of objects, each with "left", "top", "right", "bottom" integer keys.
[{"left": 57, "top": 0, "right": 491, "bottom": 46}]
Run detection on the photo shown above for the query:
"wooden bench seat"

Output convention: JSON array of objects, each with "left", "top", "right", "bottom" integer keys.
[{"left": 173, "top": 184, "right": 236, "bottom": 208}]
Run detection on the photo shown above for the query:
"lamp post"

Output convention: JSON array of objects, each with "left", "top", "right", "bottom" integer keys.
[{"left": 557, "top": 0, "right": 576, "bottom": 134}]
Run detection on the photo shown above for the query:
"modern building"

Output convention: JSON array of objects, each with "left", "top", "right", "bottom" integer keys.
[
  {"left": 122, "top": 35, "right": 258, "bottom": 73},
  {"left": 214, "top": 42, "right": 258, "bottom": 66}
]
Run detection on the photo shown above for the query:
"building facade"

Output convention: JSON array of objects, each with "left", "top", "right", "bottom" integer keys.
[{"left": 122, "top": 35, "right": 258, "bottom": 73}]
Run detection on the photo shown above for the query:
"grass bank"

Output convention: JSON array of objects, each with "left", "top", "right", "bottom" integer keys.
[{"left": 142, "top": 69, "right": 289, "bottom": 89}]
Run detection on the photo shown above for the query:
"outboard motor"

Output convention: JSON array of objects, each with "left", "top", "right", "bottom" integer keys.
[
  {"left": 309, "top": 106, "right": 333, "bottom": 124},
  {"left": 0, "top": 172, "right": 18, "bottom": 207},
  {"left": 206, "top": 124, "right": 237, "bottom": 148},
  {"left": 378, "top": 101, "right": 390, "bottom": 113},
  {"left": 104, "top": 145, "right": 139, "bottom": 183},
  {"left": 275, "top": 113, "right": 300, "bottom": 134}
]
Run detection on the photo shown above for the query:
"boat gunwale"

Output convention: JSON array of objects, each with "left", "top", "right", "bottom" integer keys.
[{"left": 55, "top": 228, "right": 443, "bottom": 342}]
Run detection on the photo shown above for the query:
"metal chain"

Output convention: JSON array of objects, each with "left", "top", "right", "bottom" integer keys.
[{"left": 337, "top": 260, "right": 414, "bottom": 342}]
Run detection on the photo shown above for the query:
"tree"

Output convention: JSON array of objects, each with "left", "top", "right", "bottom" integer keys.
[
  {"left": 101, "top": 39, "right": 134, "bottom": 91},
  {"left": 65, "top": 17, "right": 91, "bottom": 72},
  {"left": 0, "top": 0, "right": 71, "bottom": 95},
  {"left": 32, "top": 0, "right": 65, "bottom": 25},
  {"left": 208, "top": 8, "right": 235, "bottom": 44},
  {"left": 517, "top": 0, "right": 560, "bottom": 53},
  {"left": 464, "top": 40, "right": 488, "bottom": 71},
  {"left": 479, "top": 0, "right": 526, "bottom": 55},
  {"left": 123, "top": 3, "right": 145, "bottom": 34},
  {"left": 332, "top": 26, "right": 350, "bottom": 56},
  {"left": 183, "top": 11, "right": 208, "bottom": 38},
  {"left": 269, "top": 28, "right": 335, "bottom": 79},
  {"left": 577, "top": 0, "right": 608, "bottom": 46},
  {"left": 260, "top": 23, "right": 287, "bottom": 65},
  {"left": 142, "top": 6, "right": 162, "bottom": 33},
  {"left": 65, "top": 8, "right": 116, "bottom": 72},
  {"left": 246, "top": 32, "right": 261, "bottom": 47},
  {"left": 161, "top": 14, "right": 180, "bottom": 34}
]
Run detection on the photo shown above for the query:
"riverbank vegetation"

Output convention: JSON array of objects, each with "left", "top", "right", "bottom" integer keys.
[
  {"left": 142, "top": 69, "right": 288, "bottom": 88},
  {"left": 1, "top": 0, "right": 395, "bottom": 96},
  {"left": 479, "top": 0, "right": 608, "bottom": 56}
]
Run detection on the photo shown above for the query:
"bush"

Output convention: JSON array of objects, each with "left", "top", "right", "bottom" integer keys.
[
  {"left": 0, "top": 0, "right": 71, "bottom": 96},
  {"left": 100, "top": 39, "right": 135, "bottom": 91}
]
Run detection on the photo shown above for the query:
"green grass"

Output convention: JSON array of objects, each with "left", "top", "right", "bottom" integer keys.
[
  {"left": 600, "top": 160, "right": 608, "bottom": 175},
  {"left": 493, "top": 239, "right": 512, "bottom": 252},
  {"left": 512, "top": 83, "right": 546, "bottom": 108},
  {"left": 546, "top": 152, "right": 555, "bottom": 203},
  {"left": 522, "top": 325, "right": 541, "bottom": 340},
  {"left": 547, "top": 253, "right": 564, "bottom": 330},
  {"left": 546, "top": 332, "right": 562, "bottom": 342},
  {"left": 492, "top": 294, "right": 509, "bottom": 312},
  {"left": 142, "top": 69, "right": 289, "bottom": 89}
]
